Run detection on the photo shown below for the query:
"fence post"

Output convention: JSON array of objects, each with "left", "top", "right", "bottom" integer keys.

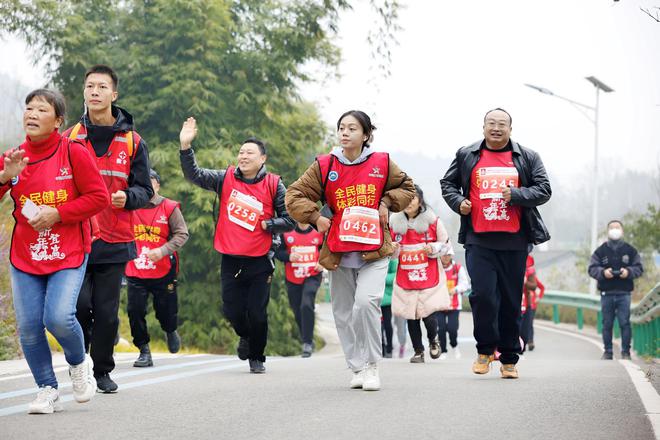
[
  {"left": 553, "top": 304, "right": 560, "bottom": 324},
  {"left": 597, "top": 311, "right": 603, "bottom": 334},
  {"left": 576, "top": 308, "right": 584, "bottom": 330},
  {"left": 614, "top": 317, "right": 620, "bottom": 339}
]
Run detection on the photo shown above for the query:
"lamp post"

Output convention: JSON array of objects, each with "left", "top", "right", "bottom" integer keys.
[{"left": 525, "top": 77, "right": 614, "bottom": 295}]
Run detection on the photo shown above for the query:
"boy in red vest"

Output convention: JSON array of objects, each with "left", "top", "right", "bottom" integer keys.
[
  {"left": 520, "top": 255, "right": 544, "bottom": 352},
  {"left": 437, "top": 252, "right": 470, "bottom": 359},
  {"left": 125, "top": 169, "right": 189, "bottom": 367},
  {"left": 275, "top": 222, "right": 324, "bottom": 357},
  {"left": 64, "top": 65, "right": 153, "bottom": 393}
]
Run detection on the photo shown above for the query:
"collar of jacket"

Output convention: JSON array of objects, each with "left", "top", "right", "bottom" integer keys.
[
  {"left": 389, "top": 208, "right": 437, "bottom": 235},
  {"left": 81, "top": 104, "right": 134, "bottom": 133},
  {"left": 466, "top": 139, "right": 521, "bottom": 156},
  {"left": 233, "top": 163, "right": 268, "bottom": 183}
]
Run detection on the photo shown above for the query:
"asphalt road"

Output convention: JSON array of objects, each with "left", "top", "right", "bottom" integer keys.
[{"left": 0, "top": 308, "right": 656, "bottom": 440}]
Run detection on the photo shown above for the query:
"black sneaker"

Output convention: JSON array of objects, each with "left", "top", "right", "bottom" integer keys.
[
  {"left": 133, "top": 344, "right": 153, "bottom": 368},
  {"left": 166, "top": 331, "right": 181, "bottom": 354},
  {"left": 621, "top": 352, "right": 632, "bottom": 360},
  {"left": 96, "top": 374, "right": 118, "bottom": 393},
  {"left": 302, "top": 343, "right": 313, "bottom": 358},
  {"left": 249, "top": 359, "right": 266, "bottom": 374},
  {"left": 429, "top": 339, "right": 440, "bottom": 359},
  {"left": 528, "top": 342, "right": 535, "bottom": 351},
  {"left": 237, "top": 338, "right": 250, "bottom": 360},
  {"left": 410, "top": 350, "right": 424, "bottom": 363},
  {"left": 601, "top": 351, "right": 614, "bottom": 360}
]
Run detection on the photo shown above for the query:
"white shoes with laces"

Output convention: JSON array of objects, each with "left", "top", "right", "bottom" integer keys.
[
  {"left": 28, "top": 386, "right": 63, "bottom": 414},
  {"left": 362, "top": 364, "right": 381, "bottom": 391},
  {"left": 349, "top": 369, "right": 364, "bottom": 389},
  {"left": 69, "top": 354, "right": 96, "bottom": 403}
]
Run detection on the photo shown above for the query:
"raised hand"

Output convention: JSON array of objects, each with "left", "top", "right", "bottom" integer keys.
[
  {"left": 180, "top": 117, "right": 198, "bottom": 150},
  {"left": 0, "top": 149, "right": 29, "bottom": 184}
]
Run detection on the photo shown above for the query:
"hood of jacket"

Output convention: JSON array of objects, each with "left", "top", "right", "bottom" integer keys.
[
  {"left": 330, "top": 145, "right": 375, "bottom": 165},
  {"left": 389, "top": 208, "right": 437, "bottom": 235},
  {"left": 82, "top": 105, "right": 135, "bottom": 133}
]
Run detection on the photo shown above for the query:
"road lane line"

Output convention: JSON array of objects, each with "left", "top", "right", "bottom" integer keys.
[{"left": 0, "top": 356, "right": 236, "bottom": 401}]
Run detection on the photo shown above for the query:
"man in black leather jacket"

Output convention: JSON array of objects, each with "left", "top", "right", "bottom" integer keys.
[
  {"left": 441, "top": 108, "right": 551, "bottom": 379},
  {"left": 179, "top": 117, "right": 294, "bottom": 374}
]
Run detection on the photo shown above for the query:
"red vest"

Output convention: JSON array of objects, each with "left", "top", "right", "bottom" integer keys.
[
  {"left": 318, "top": 152, "right": 389, "bottom": 253},
  {"left": 283, "top": 228, "right": 324, "bottom": 284},
  {"left": 444, "top": 263, "right": 462, "bottom": 310},
  {"left": 392, "top": 220, "right": 440, "bottom": 290},
  {"left": 9, "top": 138, "right": 88, "bottom": 275},
  {"left": 214, "top": 166, "right": 278, "bottom": 257},
  {"left": 64, "top": 123, "right": 140, "bottom": 243},
  {"left": 469, "top": 149, "right": 521, "bottom": 233},
  {"left": 125, "top": 198, "right": 179, "bottom": 279}
]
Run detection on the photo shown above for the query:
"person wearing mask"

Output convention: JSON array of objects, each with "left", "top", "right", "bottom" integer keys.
[
  {"left": 286, "top": 110, "right": 414, "bottom": 391},
  {"left": 437, "top": 253, "right": 470, "bottom": 359},
  {"left": 1, "top": 89, "right": 109, "bottom": 413},
  {"left": 588, "top": 220, "right": 643, "bottom": 360},
  {"left": 125, "top": 169, "right": 189, "bottom": 367},
  {"left": 64, "top": 64, "right": 153, "bottom": 393},
  {"left": 440, "top": 108, "right": 551, "bottom": 379},
  {"left": 179, "top": 118, "right": 294, "bottom": 373},
  {"left": 275, "top": 222, "right": 324, "bottom": 358},
  {"left": 520, "top": 255, "right": 544, "bottom": 352},
  {"left": 390, "top": 185, "right": 451, "bottom": 363}
]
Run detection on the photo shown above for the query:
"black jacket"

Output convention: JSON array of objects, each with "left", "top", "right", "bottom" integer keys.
[
  {"left": 440, "top": 140, "right": 551, "bottom": 245},
  {"left": 180, "top": 148, "right": 295, "bottom": 236},
  {"left": 588, "top": 240, "right": 643, "bottom": 294},
  {"left": 71, "top": 105, "right": 153, "bottom": 263}
]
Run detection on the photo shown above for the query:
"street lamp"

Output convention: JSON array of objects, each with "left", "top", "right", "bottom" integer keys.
[{"left": 525, "top": 77, "right": 614, "bottom": 295}]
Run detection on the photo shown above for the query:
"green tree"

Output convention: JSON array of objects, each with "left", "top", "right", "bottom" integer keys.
[{"left": 1, "top": 0, "right": 402, "bottom": 355}]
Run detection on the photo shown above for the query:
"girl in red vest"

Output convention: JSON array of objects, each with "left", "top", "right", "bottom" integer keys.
[
  {"left": 275, "top": 222, "right": 324, "bottom": 357},
  {"left": 520, "top": 255, "right": 545, "bottom": 352},
  {"left": 390, "top": 185, "right": 452, "bottom": 363},
  {"left": 438, "top": 252, "right": 470, "bottom": 359},
  {"left": 0, "top": 89, "right": 109, "bottom": 414},
  {"left": 286, "top": 110, "right": 415, "bottom": 391}
]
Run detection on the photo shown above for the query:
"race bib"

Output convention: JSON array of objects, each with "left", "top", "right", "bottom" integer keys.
[
  {"left": 399, "top": 243, "right": 428, "bottom": 270},
  {"left": 338, "top": 206, "right": 381, "bottom": 245},
  {"left": 227, "top": 189, "right": 263, "bottom": 231},
  {"left": 478, "top": 167, "right": 518, "bottom": 199},
  {"left": 291, "top": 245, "right": 318, "bottom": 268}
]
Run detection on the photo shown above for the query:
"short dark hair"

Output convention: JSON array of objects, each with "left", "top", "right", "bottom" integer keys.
[
  {"left": 484, "top": 108, "right": 512, "bottom": 126},
  {"left": 413, "top": 184, "right": 428, "bottom": 215},
  {"left": 608, "top": 219, "right": 624, "bottom": 229},
  {"left": 149, "top": 169, "right": 161, "bottom": 184},
  {"left": 85, "top": 64, "right": 119, "bottom": 90},
  {"left": 243, "top": 137, "right": 267, "bottom": 155},
  {"left": 337, "top": 110, "right": 376, "bottom": 147},
  {"left": 25, "top": 88, "right": 67, "bottom": 120}
]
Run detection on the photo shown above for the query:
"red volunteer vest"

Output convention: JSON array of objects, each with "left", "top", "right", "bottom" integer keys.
[
  {"left": 469, "top": 149, "right": 521, "bottom": 233},
  {"left": 318, "top": 152, "right": 389, "bottom": 253},
  {"left": 283, "top": 228, "right": 324, "bottom": 284},
  {"left": 444, "top": 263, "right": 462, "bottom": 310},
  {"left": 214, "top": 166, "right": 278, "bottom": 257},
  {"left": 392, "top": 221, "right": 440, "bottom": 291},
  {"left": 9, "top": 138, "right": 88, "bottom": 275},
  {"left": 125, "top": 198, "right": 179, "bottom": 279},
  {"left": 65, "top": 123, "right": 140, "bottom": 243}
]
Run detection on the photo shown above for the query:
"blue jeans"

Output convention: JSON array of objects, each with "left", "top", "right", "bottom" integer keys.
[
  {"left": 11, "top": 256, "right": 88, "bottom": 388},
  {"left": 600, "top": 293, "right": 632, "bottom": 354}
]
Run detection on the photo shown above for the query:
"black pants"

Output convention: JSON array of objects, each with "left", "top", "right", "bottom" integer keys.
[
  {"left": 285, "top": 275, "right": 321, "bottom": 345},
  {"left": 221, "top": 255, "right": 274, "bottom": 362},
  {"left": 407, "top": 315, "right": 438, "bottom": 351},
  {"left": 381, "top": 305, "right": 393, "bottom": 354},
  {"left": 437, "top": 310, "right": 460, "bottom": 352},
  {"left": 127, "top": 261, "right": 178, "bottom": 348},
  {"left": 466, "top": 245, "right": 527, "bottom": 365},
  {"left": 519, "top": 308, "right": 536, "bottom": 350},
  {"left": 76, "top": 262, "right": 125, "bottom": 377}
]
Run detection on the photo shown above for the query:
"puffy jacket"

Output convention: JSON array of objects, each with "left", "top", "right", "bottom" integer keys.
[{"left": 440, "top": 140, "right": 551, "bottom": 245}]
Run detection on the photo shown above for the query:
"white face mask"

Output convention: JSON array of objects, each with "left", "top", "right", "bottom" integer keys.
[{"left": 608, "top": 228, "right": 623, "bottom": 241}]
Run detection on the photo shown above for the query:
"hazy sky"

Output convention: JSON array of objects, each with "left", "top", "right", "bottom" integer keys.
[{"left": 2, "top": 0, "right": 659, "bottom": 183}]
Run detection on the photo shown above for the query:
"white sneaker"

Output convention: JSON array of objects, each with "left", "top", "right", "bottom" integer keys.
[
  {"left": 349, "top": 370, "right": 364, "bottom": 389},
  {"left": 439, "top": 352, "right": 448, "bottom": 360},
  {"left": 452, "top": 346, "right": 462, "bottom": 359},
  {"left": 28, "top": 386, "right": 64, "bottom": 414},
  {"left": 362, "top": 364, "right": 381, "bottom": 391},
  {"left": 69, "top": 354, "right": 96, "bottom": 403}
]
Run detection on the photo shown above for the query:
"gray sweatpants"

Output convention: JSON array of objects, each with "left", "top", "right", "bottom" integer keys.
[{"left": 329, "top": 257, "right": 389, "bottom": 372}]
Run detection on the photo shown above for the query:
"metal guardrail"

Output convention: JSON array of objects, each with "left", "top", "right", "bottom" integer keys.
[{"left": 540, "top": 285, "right": 659, "bottom": 358}]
